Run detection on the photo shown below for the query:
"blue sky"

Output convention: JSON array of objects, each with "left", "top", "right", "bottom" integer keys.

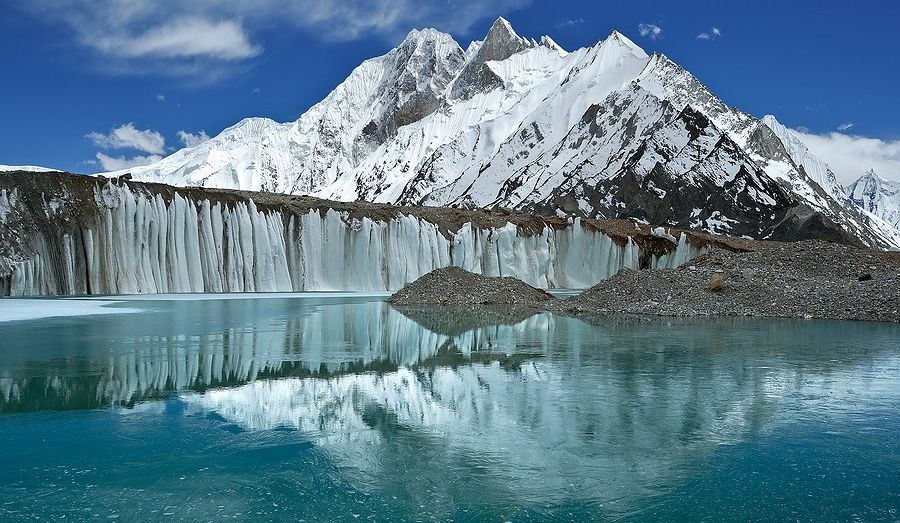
[{"left": 1, "top": 0, "right": 898, "bottom": 182}]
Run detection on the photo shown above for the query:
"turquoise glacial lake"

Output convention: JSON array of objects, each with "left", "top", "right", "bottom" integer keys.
[{"left": 0, "top": 295, "right": 898, "bottom": 521}]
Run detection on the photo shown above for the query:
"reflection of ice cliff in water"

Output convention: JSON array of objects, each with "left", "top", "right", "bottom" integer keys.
[
  {"left": 2, "top": 301, "right": 898, "bottom": 417},
  {"left": 0, "top": 302, "right": 552, "bottom": 412}
]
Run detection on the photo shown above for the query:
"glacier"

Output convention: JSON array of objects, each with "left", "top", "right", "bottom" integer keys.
[{"left": 0, "top": 173, "right": 705, "bottom": 297}]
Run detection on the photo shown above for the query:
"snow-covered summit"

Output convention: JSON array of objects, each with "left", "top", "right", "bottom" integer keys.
[
  {"left": 108, "top": 18, "right": 900, "bottom": 248},
  {"left": 846, "top": 169, "right": 900, "bottom": 229},
  {"left": 1, "top": 165, "right": 59, "bottom": 173}
]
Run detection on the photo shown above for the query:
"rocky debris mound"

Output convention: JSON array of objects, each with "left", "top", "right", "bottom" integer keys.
[
  {"left": 548, "top": 241, "right": 900, "bottom": 322},
  {"left": 388, "top": 266, "right": 554, "bottom": 306}
]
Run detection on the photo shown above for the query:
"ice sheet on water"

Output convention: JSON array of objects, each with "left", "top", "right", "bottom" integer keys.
[
  {"left": 0, "top": 298, "right": 140, "bottom": 323},
  {"left": 81, "top": 291, "right": 393, "bottom": 301}
]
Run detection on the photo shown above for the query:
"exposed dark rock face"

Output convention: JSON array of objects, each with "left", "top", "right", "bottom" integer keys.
[
  {"left": 357, "top": 29, "right": 466, "bottom": 151},
  {"left": 450, "top": 18, "right": 533, "bottom": 100},
  {"left": 534, "top": 104, "right": 863, "bottom": 246},
  {"left": 388, "top": 267, "right": 554, "bottom": 306},
  {"left": 549, "top": 241, "right": 900, "bottom": 323}
]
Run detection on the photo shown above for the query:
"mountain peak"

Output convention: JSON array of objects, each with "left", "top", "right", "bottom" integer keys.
[
  {"left": 539, "top": 35, "right": 566, "bottom": 54},
  {"left": 449, "top": 16, "right": 533, "bottom": 99},
  {"left": 483, "top": 16, "right": 530, "bottom": 50},
  {"left": 489, "top": 17, "right": 518, "bottom": 37},
  {"left": 603, "top": 30, "right": 646, "bottom": 56},
  {"left": 862, "top": 168, "right": 880, "bottom": 180},
  {"left": 399, "top": 27, "right": 457, "bottom": 49}
]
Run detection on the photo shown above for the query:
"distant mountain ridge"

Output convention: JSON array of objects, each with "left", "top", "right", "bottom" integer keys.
[
  {"left": 1, "top": 165, "right": 58, "bottom": 173},
  {"left": 846, "top": 169, "right": 900, "bottom": 230},
  {"left": 106, "top": 18, "right": 900, "bottom": 248}
]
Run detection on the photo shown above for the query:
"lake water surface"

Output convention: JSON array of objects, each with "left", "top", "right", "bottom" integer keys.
[{"left": 1, "top": 295, "right": 898, "bottom": 521}]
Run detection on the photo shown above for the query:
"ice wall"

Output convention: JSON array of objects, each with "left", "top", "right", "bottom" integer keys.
[{"left": 1, "top": 182, "right": 704, "bottom": 296}]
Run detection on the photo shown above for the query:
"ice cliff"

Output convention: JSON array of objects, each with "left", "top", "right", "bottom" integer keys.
[{"left": 0, "top": 171, "right": 706, "bottom": 296}]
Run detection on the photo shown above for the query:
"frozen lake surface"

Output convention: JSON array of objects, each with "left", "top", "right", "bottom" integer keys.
[{"left": 0, "top": 295, "right": 898, "bottom": 521}]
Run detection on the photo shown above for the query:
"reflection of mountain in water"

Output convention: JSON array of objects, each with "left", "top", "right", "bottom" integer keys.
[
  {"left": 0, "top": 301, "right": 550, "bottom": 413},
  {"left": 182, "top": 321, "right": 900, "bottom": 514}
]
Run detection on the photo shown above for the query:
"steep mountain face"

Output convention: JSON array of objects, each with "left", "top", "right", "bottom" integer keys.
[
  {"left": 111, "top": 18, "right": 900, "bottom": 248},
  {"left": 847, "top": 170, "right": 900, "bottom": 229}
]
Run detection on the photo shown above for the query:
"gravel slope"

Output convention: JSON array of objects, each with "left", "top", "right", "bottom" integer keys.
[
  {"left": 388, "top": 266, "right": 554, "bottom": 306},
  {"left": 548, "top": 240, "right": 900, "bottom": 322}
]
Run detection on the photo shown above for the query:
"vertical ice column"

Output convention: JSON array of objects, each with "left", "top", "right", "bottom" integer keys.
[{"left": 651, "top": 233, "right": 705, "bottom": 269}]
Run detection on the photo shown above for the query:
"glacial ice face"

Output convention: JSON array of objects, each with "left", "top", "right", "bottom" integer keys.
[{"left": 0, "top": 182, "right": 704, "bottom": 296}]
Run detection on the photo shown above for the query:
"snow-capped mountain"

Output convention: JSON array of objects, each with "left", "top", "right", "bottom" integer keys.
[
  {"left": 846, "top": 170, "right": 900, "bottom": 229},
  {"left": 109, "top": 18, "right": 900, "bottom": 248},
  {"left": 1, "top": 165, "right": 58, "bottom": 173}
]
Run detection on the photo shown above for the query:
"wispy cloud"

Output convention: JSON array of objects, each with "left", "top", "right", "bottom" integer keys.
[
  {"left": 697, "top": 27, "right": 721, "bottom": 40},
  {"left": 177, "top": 130, "right": 210, "bottom": 148},
  {"left": 90, "top": 17, "right": 261, "bottom": 61},
  {"left": 86, "top": 123, "right": 166, "bottom": 155},
  {"left": 156, "top": 93, "right": 166, "bottom": 102},
  {"left": 18, "top": 0, "right": 532, "bottom": 80},
  {"left": 555, "top": 18, "right": 584, "bottom": 29},
  {"left": 837, "top": 122, "right": 855, "bottom": 131},
  {"left": 95, "top": 152, "right": 163, "bottom": 171},
  {"left": 791, "top": 128, "right": 900, "bottom": 184},
  {"left": 638, "top": 23, "right": 663, "bottom": 40}
]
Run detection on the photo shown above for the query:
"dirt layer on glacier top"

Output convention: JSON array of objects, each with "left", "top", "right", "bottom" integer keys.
[{"left": 549, "top": 240, "right": 900, "bottom": 323}]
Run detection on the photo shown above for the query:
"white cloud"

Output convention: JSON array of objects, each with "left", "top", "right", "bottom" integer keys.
[
  {"left": 18, "top": 0, "right": 531, "bottom": 79},
  {"left": 90, "top": 17, "right": 261, "bottom": 61},
  {"left": 837, "top": 122, "right": 855, "bottom": 131},
  {"left": 156, "top": 93, "right": 166, "bottom": 102},
  {"left": 792, "top": 129, "right": 900, "bottom": 184},
  {"left": 556, "top": 18, "right": 584, "bottom": 28},
  {"left": 638, "top": 23, "right": 663, "bottom": 40},
  {"left": 697, "top": 26, "right": 722, "bottom": 40},
  {"left": 96, "top": 152, "right": 163, "bottom": 171},
  {"left": 178, "top": 130, "right": 211, "bottom": 148},
  {"left": 86, "top": 123, "right": 166, "bottom": 155}
]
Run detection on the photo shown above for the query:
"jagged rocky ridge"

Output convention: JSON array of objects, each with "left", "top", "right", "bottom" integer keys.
[
  {"left": 108, "top": 18, "right": 900, "bottom": 249},
  {"left": 0, "top": 171, "right": 709, "bottom": 296}
]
